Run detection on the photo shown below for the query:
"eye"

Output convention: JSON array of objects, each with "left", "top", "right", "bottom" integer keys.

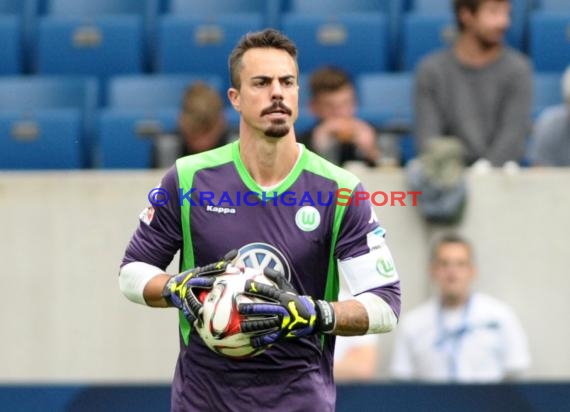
[{"left": 283, "top": 78, "right": 295, "bottom": 87}]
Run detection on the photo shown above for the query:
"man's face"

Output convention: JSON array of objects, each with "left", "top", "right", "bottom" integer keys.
[
  {"left": 311, "top": 85, "right": 356, "bottom": 120},
  {"left": 431, "top": 242, "right": 475, "bottom": 303},
  {"left": 228, "top": 48, "right": 298, "bottom": 138},
  {"left": 462, "top": 1, "right": 511, "bottom": 48}
]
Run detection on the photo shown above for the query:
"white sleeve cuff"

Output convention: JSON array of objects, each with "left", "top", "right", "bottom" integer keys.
[
  {"left": 119, "top": 262, "right": 166, "bottom": 305},
  {"left": 355, "top": 292, "right": 397, "bottom": 334}
]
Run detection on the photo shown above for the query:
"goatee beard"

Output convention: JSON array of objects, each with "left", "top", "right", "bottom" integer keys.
[{"left": 264, "top": 122, "right": 290, "bottom": 138}]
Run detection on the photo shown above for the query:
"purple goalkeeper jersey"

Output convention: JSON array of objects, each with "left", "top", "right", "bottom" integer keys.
[{"left": 122, "top": 142, "right": 401, "bottom": 411}]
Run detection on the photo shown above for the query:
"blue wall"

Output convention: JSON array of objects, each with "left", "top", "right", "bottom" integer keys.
[{"left": 1, "top": 383, "right": 568, "bottom": 411}]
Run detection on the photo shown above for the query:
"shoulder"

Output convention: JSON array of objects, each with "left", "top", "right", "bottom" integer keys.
[
  {"left": 501, "top": 48, "right": 532, "bottom": 74},
  {"left": 472, "top": 293, "right": 518, "bottom": 320},
  {"left": 399, "top": 299, "right": 437, "bottom": 333},
  {"left": 417, "top": 49, "right": 453, "bottom": 75},
  {"left": 302, "top": 146, "right": 361, "bottom": 190},
  {"left": 176, "top": 142, "right": 235, "bottom": 174}
]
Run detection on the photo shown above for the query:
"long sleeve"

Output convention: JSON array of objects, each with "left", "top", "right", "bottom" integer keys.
[
  {"left": 485, "top": 60, "right": 532, "bottom": 166},
  {"left": 414, "top": 61, "right": 444, "bottom": 152}
]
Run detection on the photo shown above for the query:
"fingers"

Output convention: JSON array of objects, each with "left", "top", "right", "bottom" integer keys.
[
  {"left": 187, "top": 277, "right": 215, "bottom": 288},
  {"left": 238, "top": 302, "right": 289, "bottom": 317},
  {"left": 244, "top": 279, "right": 282, "bottom": 300},
  {"left": 223, "top": 249, "right": 239, "bottom": 262},
  {"left": 240, "top": 317, "right": 279, "bottom": 334},
  {"left": 251, "top": 332, "right": 280, "bottom": 348}
]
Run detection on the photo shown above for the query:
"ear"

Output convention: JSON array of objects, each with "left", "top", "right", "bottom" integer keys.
[
  {"left": 458, "top": 7, "right": 473, "bottom": 28},
  {"left": 227, "top": 88, "right": 240, "bottom": 112},
  {"left": 308, "top": 99, "right": 319, "bottom": 117},
  {"left": 177, "top": 113, "right": 186, "bottom": 132}
]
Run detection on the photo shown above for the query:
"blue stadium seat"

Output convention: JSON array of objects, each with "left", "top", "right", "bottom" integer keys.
[
  {"left": 167, "top": 0, "right": 278, "bottom": 27},
  {"left": 98, "top": 108, "right": 177, "bottom": 168},
  {"left": 357, "top": 73, "right": 413, "bottom": 119},
  {"left": 402, "top": 13, "right": 454, "bottom": 70},
  {"left": 43, "top": 0, "right": 159, "bottom": 72},
  {"left": 44, "top": 0, "right": 156, "bottom": 16},
  {"left": 411, "top": 0, "right": 452, "bottom": 13},
  {"left": 0, "top": 16, "right": 21, "bottom": 74},
  {"left": 529, "top": 12, "right": 570, "bottom": 71},
  {"left": 535, "top": 0, "right": 568, "bottom": 11},
  {"left": 0, "top": 109, "right": 82, "bottom": 169},
  {"left": 286, "top": 0, "right": 402, "bottom": 70},
  {"left": 532, "top": 72, "right": 563, "bottom": 116},
  {"left": 356, "top": 73, "right": 415, "bottom": 163},
  {"left": 282, "top": 14, "right": 388, "bottom": 78},
  {"left": 107, "top": 74, "right": 223, "bottom": 109},
  {"left": 37, "top": 16, "right": 143, "bottom": 78},
  {"left": 157, "top": 15, "right": 263, "bottom": 88},
  {"left": 288, "top": 0, "right": 393, "bottom": 13},
  {"left": 1, "top": 0, "right": 37, "bottom": 72},
  {"left": 168, "top": 0, "right": 266, "bottom": 15},
  {"left": 0, "top": 75, "right": 97, "bottom": 166},
  {"left": 0, "top": 75, "right": 97, "bottom": 112}
]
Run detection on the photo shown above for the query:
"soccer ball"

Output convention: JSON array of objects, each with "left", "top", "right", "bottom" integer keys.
[{"left": 196, "top": 266, "right": 275, "bottom": 359}]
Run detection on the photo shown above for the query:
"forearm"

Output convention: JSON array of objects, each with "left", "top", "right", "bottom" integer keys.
[
  {"left": 143, "top": 273, "right": 171, "bottom": 307},
  {"left": 331, "top": 293, "right": 398, "bottom": 336},
  {"left": 331, "top": 300, "right": 369, "bottom": 336}
]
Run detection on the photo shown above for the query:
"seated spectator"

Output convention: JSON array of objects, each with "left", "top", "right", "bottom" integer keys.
[
  {"left": 414, "top": 0, "right": 532, "bottom": 167},
  {"left": 153, "top": 82, "right": 232, "bottom": 168},
  {"left": 299, "top": 66, "right": 380, "bottom": 167},
  {"left": 390, "top": 234, "right": 530, "bottom": 382},
  {"left": 530, "top": 66, "right": 570, "bottom": 166}
]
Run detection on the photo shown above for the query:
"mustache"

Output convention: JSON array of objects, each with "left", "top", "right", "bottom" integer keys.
[{"left": 261, "top": 101, "right": 292, "bottom": 116}]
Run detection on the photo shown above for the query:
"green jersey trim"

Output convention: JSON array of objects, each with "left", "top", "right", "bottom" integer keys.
[
  {"left": 231, "top": 140, "right": 309, "bottom": 199},
  {"left": 175, "top": 143, "right": 234, "bottom": 345}
]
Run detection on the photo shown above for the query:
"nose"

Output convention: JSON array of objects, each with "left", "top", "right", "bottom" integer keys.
[{"left": 270, "top": 79, "right": 283, "bottom": 100}]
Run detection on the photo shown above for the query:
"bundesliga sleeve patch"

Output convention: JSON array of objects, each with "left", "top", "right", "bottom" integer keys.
[{"left": 139, "top": 206, "right": 155, "bottom": 226}]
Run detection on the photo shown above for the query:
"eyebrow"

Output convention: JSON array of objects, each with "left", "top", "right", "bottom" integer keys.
[{"left": 250, "top": 75, "right": 296, "bottom": 82}]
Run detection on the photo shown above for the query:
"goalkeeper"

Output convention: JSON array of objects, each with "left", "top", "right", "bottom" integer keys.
[{"left": 119, "top": 28, "right": 400, "bottom": 412}]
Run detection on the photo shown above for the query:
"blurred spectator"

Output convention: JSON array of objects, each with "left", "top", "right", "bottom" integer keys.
[
  {"left": 299, "top": 66, "right": 380, "bottom": 167},
  {"left": 390, "top": 233, "right": 530, "bottom": 382},
  {"left": 529, "top": 66, "right": 570, "bottom": 166},
  {"left": 334, "top": 274, "right": 380, "bottom": 381},
  {"left": 414, "top": 0, "right": 532, "bottom": 167},
  {"left": 153, "top": 82, "right": 232, "bottom": 168}
]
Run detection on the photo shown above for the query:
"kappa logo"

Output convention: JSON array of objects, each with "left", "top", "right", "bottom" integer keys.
[
  {"left": 236, "top": 243, "right": 291, "bottom": 281},
  {"left": 295, "top": 206, "right": 321, "bottom": 232},
  {"left": 205, "top": 205, "right": 236, "bottom": 215}
]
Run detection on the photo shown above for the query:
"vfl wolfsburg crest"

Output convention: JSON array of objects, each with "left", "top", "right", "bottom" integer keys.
[
  {"left": 295, "top": 206, "right": 321, "bottom": 232},
  {"left": 237, "top": 243, "right": 291, "bottom": 280}
]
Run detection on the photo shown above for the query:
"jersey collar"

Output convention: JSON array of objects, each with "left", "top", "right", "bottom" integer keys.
[{"left": 231, "top": 140, "right": 308, "bottom": 198}]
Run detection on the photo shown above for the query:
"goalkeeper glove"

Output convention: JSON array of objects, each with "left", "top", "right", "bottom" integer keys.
[
  {"left": 162, "top": 249, "right": 238, "bottom": 325},
  {"left": 238, "top": 268, "right": 336, "bottom": 348}
]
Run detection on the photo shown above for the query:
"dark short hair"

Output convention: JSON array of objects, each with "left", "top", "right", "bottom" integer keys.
[
  {"left": 453, "top": 0, "right": 509, "bottom": 31},
  {"left": 309, "top": 66, "right": 353, "bottom": 98},
  {"left": 430, "top": 233, "right": 474, "bottom": 262},
  {"left": 228, "top": 28, "right": 298, "bottom": 89}
]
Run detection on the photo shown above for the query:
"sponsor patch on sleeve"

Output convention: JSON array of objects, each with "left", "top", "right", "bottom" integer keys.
[
  {"left": 139, "top": 206, "right": 155, "bottom": 226},
  {"left": 366, "top": 227, "right": 387, "bottom": 252}
]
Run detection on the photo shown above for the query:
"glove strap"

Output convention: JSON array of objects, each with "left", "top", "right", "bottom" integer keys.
[
  {"left": 315, "top": 300, "right": 336, "bottom": 334},
  {"left": 161, "top": 275, "right": 178, "bottom": 306}
]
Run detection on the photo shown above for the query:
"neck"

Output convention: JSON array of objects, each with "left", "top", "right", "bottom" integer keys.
[
  {"left": 238, "top": 127, "right": 299, "bottom": 187},
  {"left": 440, "top": 293, "right": 470, "bottom": 309},
  {"left": 454, "top": 33, "right": 503, "bottom": 68}
]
